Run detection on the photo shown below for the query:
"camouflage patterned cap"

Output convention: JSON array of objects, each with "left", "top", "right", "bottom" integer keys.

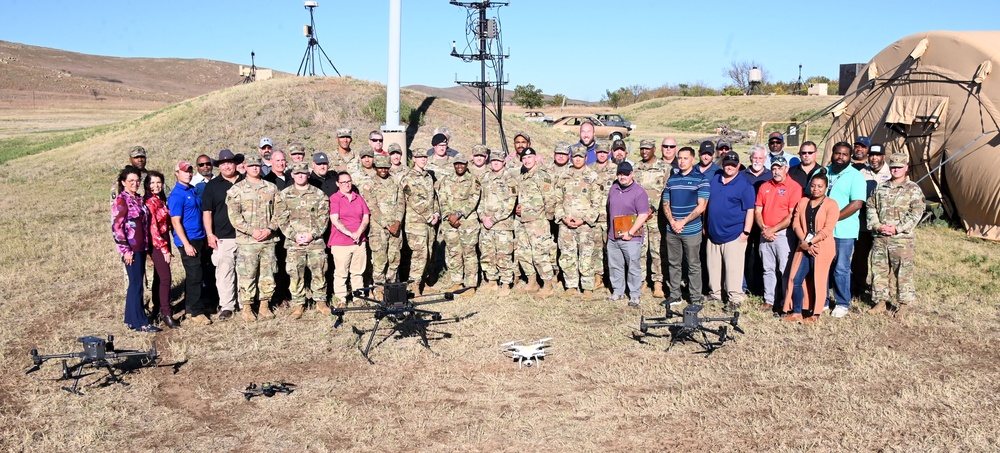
[
  {"left": 129, "top": 146, "right": 147, "bottom": 158},
  {"left": 387, "top": 143, "right": 402, "bottom": 154},
  {"left": 489, "top": 150, "right": 507, "bottom": 162},
  {"left": 639, "top": 139, "right": 656, "bottom": 149},
  {"left": 888, "top": 153, "right": 908, "bottom": 168},
  {"left": 472, "top": 144, "right": 489, "bottom": 156},
  {"left": 288, "top": 143, "right": 306, "bottom": 155},
  {"left": 244, "top": 154, "right": 263, "bottom": 166},
  {"left": 570, "top": 144, "right": 588, "bottom": 158},
  {"left": 554, "top": 141, "right": 572, "bottom": 155},
  {"left": 290, "top": 161, "right": 310, "bottom": 175},
  {"left": 595, "top": 140, "right": 610, "bottom": 153},
  {"left": 360, "top": 147, "right": 375, "bottom": 158},
  {"left": 374, "top": 154, "right": 391, "bottom": 168},
  {"left": 336, "top": 128, "right": 352, "bottom": 138},
  {"left": 514, "top": 132, "right": 531, "bottom": 143},
  {"left": 453, "top": 153, "right": 469, "bottom": 165}
]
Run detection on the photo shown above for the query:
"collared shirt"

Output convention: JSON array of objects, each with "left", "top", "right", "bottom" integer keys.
[
  {"left": 663, "top": 168, "right": 710, "bottom": 237},
  {"left": 607, "top": 181, "right": 648, "bottom": 241},
  {"left": 191, "top": 172, "right": 214, "bottom": 197},
  {"left": 697, "top": 162, "right": 721, "bottom": 180},
  {"left": 201, "top": 174, "right": 244, "bottom": 239},
  {"left": 706, "top": 173, "right": 755, "bottom": 243},
  {"left": 755, "top": 178, "right": 802, "bottom": 228},
  {"left": 741, "top": 167, "right": 772, "bottom": 191},
  {"left": 167, "top": 182, "right": 206, "bottom": 246},
  {"left": 788, "top": 163, "right": 821, "bottom": 193},
  {"left": 328, "top": 191, "right": 371, "bottom": 247},
  {"left": 826, "top": 164, "right": 868, "bottom": 239}
]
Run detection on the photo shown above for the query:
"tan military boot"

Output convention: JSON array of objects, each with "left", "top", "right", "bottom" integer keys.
[
  {"left": 892, "top": 303, "right": 909, "bottom": 319},
  {"left": 258, "top": 305, "right": 275, "bottom": 320},
  {"left": 496, "top": 282, "right": 511, "bottom": 297},
  {"left": 289, "top": 305, "right": 305, "bottom": 320},
  {"left": 536, "top": 280, "right": 554, "bottom": 298},
  {"left": 594, "top": 274, "right": 605, "bottom": 289},
  {"left": 315, "top": 301, "right": 332, "bottom": 316},
  {"left": 581, "top": 289, "right": 594, "bottom": 298},
  {"left": 652, "top": 282, "right": 665, "bottom": 298},
  {"left": 445, "top": 283, "right": 464, "bottom": 293},
  {"left": 241, "top": 305, "right": 256, "bottom": 322},
  {"left": 517, "top": 279, "right": 540, "bottom": 294},
  {"left": 870, "top": 301, "right": 888, "bottom": 314}
]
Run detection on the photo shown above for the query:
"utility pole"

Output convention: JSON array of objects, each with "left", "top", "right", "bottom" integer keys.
[{"left": 450, "top": 1, "right": 509, "bottom": 146}]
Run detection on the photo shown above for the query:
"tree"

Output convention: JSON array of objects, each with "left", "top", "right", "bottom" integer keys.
[
  {"left": 724, "top": 60, "right": 769, "bottom": 94},
  {"left": 547, "top": 93, "right": 567, "bottom": 107},
  {"left": 512, "top": 84, "right": 544, "bottom": 108}
]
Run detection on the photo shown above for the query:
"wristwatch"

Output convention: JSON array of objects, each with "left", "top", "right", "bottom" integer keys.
[{"left": 456, "top": 211, "right": 464, "bottom": 218}]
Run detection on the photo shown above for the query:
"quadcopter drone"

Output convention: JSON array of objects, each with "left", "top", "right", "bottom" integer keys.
[
  {"left": 501, "top": 338, "right": 552, "bottom": 368},
  {"left": 637, "top": 303, "right": 744, "bottom": 355},
  {"left": 26, "top": 334, "right": 158, "bottom": 395},
  {"left": 332, "top": 280, "right": 466, "bottom": 362},
  {"left": 240, "top": 382, "right": 295, "bottom": 401}
]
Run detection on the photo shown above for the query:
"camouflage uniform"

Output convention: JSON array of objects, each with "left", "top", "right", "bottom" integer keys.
[
  {"left": 426, "top": 153, "right": 456, "bottom": 180},
  {"left": 633, "top": 156, "right": 667, "bottom": 286},
  {"left": 400, "top": 165, "right": 440, "bottom": 285},
  {"left": 361, "top": 156, "right": 405, "bottom": 283},
  {"left": 436, "top": 161, "right": 482, "bottom": 287},
  {"left": 329, "top": 150, "right": 357, "bottom": 174},
  {"left": 349, "top": 148, "right": 378, "bottom": 183},
  {"left": 515, "top": 163, "right": 558, "bottom": 282},
  {"left": 226, "top": 172, "right": 281, "bottom": 309},
  {"left": 478, "top": 160, "right": 519, "bottom": 285},
  {"left": 866, "top": 160, "right": 924, "bottom": 307},
  {"left": 556, "top": 153, "right": 604, "bottom": 291},
  {"left": 468, "top": 145, "right": 491, "bottom": 180},
  {"left": 275, "top": 181, "right": 330, "bottom": 307},
  {"left": 548, "top": 143, "right": 574, "bottom": 269},
  {"left": 589, "top": 141, "right": 617, "bottom": 284}
]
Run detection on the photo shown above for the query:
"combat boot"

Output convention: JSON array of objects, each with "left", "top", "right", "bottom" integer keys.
[
  {"left": 869, "top": 301, "right": 888, "bottom": 314},
  {"left": 594, "top": 274, "right": 605, "bottom": 289},
  {"left": 289, "top": 305, "right": 305, "bottom": 320},
  {"left": 652, "top": 282, "right": 665, "bottom": 298},
  {"left": 241, "top": 305, "right": 256, "bottom": 322},
  {"left": 518, "top": 279, "right": 540, "bottom": 294},
  {"left": 258, "top": 305, "right": 275, "bottom": 320},
  {"left": 445, "top": 283, "right": 464, "bottom": 293},
  {"left": 315, "top": 301, "right": 332, "bottom": 316},
  {"left": 581, "top": 289, "right": 594, "bottom": 299},
  {"left": 892, "top": 303, "right": 909, "bottom": 319},
  {"left": 496, "top": 282, "right": 511, "bottom": 297},
  {"left": 536, "top": 280, "right": 554, "bottom": 298}
]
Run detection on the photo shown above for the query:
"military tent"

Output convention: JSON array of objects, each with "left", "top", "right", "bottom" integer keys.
[{"left": 823, "top": 31, "right": 1000, "bottom": 240}]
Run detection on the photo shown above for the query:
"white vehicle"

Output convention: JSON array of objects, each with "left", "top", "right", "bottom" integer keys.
[
  {"left": 523, "top": 111, "right": 554, "bottom": 124},
  {"left": 501, "top": 338, "right": 552, "bottom": 368}
]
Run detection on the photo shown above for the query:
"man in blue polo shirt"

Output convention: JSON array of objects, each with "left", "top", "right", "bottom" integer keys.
[
  {"left": 705, "top": 151, "right": 756, "bottom": 311},
  {"left": 826, "top": 142, "right": 868, "bottom": 318},
  {"left": 662, "top": 146, "right": 710, "bottom": 305},
  {"left": 168, "top": 160, "right": 212, "bottom": 325}
]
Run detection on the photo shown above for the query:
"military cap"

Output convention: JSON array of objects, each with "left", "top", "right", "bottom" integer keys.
[
  {"left": 374, "top": 154, "right": 391, "bottom": 168},
  {"left": 639, "top": 139, "right": 656, "bottom": 149},
  {"left": 129, "top": 146, "right": 147, "bottom": 158},
  {"left": 888, "top": 153, "right": 908, "bottom": 168},
  {"left": 360, "top": 147, "right": 375, "bottom": 158},
  {"left": 290, "top": 162, "right": 310, "bottom": 175},
  {"left": 868, "top": 144, "right": 885, "bottom": 155},
  {"left": 387, "top": 143, "right": 402, "bottom": 154},
  {"left": 521, "top": 147, "right": 537, "bottom": 157},
  {"left": 571, "top": 144, "right": 588, "bottom": 158},
  {"left": 288, "top": 143, "right": 306, "bottom": 155},
  {"left": 612, "top": 139, "right": 627, "bottom": 151},
  {"left": 336, "top": 128, "right": 352, "bottom": 138},
  {"left": 514, "top": 132, "right": 531, "bottom": 143},
  {"left": 431, "top": 133, "right": 448, "bottom": 146},
  {"left": 698, "top": 141, "right": 715, "bottom": 155},
  {"left": 554, "top": 141, "right": 572, "bottom": 155},
  {"left": 490, "top": 150, "right": 507, "bottom": 162},
  {"left": 453, "top": 153, "right": 469, "bottom": 165},
  {"left": 244, "top": 154, "right": 263, "bottom": 166},
  {"left": 595, "top": 140, "right": 610, "bottom": 153},
  {"left": 312, "top": 152, "right": 329, "bottom": 164},
  {"left": 472, "top": 144, "right": 489, "bottom": 156}
]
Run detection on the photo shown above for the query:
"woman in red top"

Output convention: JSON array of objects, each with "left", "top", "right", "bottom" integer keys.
[{"left": 144, "top": 171, "right": 179, "bottom": 329}]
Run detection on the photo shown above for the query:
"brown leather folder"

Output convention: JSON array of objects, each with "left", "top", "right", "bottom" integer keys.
[{"left": 613, "top": 215, "right": 637, "bottom": 239}]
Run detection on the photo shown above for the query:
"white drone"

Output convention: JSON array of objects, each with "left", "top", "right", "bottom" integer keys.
[{"left": 501, "top": 338, "right": 552, "bottom": 368}]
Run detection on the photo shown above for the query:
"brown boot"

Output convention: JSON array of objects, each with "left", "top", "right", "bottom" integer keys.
[
  {"left": 870, "top": 301, "right": 888, "bottom": 314},
  {"left": 892, "top": 303, "right": 908, "bottom": 319},
  {"left": 652, "top": 282, "right": 665, "bottom": 298},
  {"left": 241, "top": 305, "right": 256, "bottom": 322},
  {"left": 496, "top": 282, "right": 511, "bottom": 297},
  {"left": 445, "top": 283, "right": 464, "bottom": 293},
  {"left": 289, "top": 305, "right": 305, "bottom": 320},
  {"left": 594, "top": 274, "right": 604, "bottom": 289},
  {"left": 315, "top": 301, "right": 332, "bottom": 316},
  {"left": 517, "top": 279, "right": 540, "bottom": 294},
  {"left": 581, "top": 289, "right": 594, "bottom": 298},
  {"left": 781, "top": 313, "right": 803, "bottom": 322},
  {"left": 802, "top": 315, "right": 820, "bottom": 324},
  {"left": 537, "top": 280, "right": 554, "bottom": 298},
  {"left": 257, "top": 305, "right": 275, "bottom": 320},
  {"left": 458, "top": 286, "right": 476, "bottom": 298}
]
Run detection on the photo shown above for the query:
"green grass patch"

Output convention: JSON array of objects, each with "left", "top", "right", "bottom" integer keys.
[
  {"left": 363, "top": 92, "right": 425, "bottom": 127},
  {"left": 0, "top": 125, "right": 113, "bottom": 165}
]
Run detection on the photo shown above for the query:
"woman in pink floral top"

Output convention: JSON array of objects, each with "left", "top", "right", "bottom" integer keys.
[
  {"left": 112, "top": 167, "right": 160, "bottom": 332},
  {"left": 144, "top": 171, "right": 178, "bottom": 329}
]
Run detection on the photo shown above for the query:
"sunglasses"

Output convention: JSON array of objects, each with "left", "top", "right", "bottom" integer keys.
[
  {"left": 197, "top": 162, "right": 213, "bottom": 167},
  {"left": 371, "top": 138, "right": 383, "bottom": 142},
  {"left": 799, "top": 151, "right": 816, "bottom": 155},
  {"left": 661, "top": 145, "right": 677, "bottom": 148},
  {"left": 717, "top": 147, "right": 731, "bottom": 151}
]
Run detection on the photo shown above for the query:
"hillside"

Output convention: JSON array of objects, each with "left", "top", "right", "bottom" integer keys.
[{"left": 404, "top": 84, "right": 592, "bottom": 106}]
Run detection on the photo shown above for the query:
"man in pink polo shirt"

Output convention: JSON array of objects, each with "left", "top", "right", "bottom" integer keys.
[{"left": 328, "top": 171, "right": 371, "bottom": 306}]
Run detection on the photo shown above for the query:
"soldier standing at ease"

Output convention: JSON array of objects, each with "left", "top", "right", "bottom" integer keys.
[
  {"left": 388, "top": 144, "right": 407, "bottom": 178},
  {"left": 468, "top": 144, "right": 490, "bottom": 179},
  {"left": 436, "top": 154, "right": 482, "bottom": 294},
  {"left": 633, "top": 139, "right": 666, "bottom": 298},
  {"left": 866, "top": 153, "right": 924, "bottom": 318},
  {"left": 329, "top": 128, "right": 357, "bottom": 174},
  {"left": 364, "top": 155, "right": 404, "bottom": 289},
  {"left": 478, "top": 150, "right": 519, "bottom": 296},
  {"left": 275, "top": 162, "right": 330, "bottom": 319},
  {"left": 556, "top": 144, "right": 604, "bottom": 297},
  {"left": 400, "top": 152, "right": 440, "bottom": 295},
  {"left": 226, "top": 154, "right": 281, "bottom": 320},
  {"left": 548, "top": 142, "right": 573, "bottom": 276},
  {"left": 513, "top": 147, "right": 557, "bottom": 297},
  {"left": 426, "top": 134, "right": 455, "bottom": 178},
  {"left": 590, "top": 140, "right": 616, "bottom": 288}
]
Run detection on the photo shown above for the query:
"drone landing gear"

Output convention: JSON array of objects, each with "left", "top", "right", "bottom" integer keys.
[
  {"left": 638, "top": 303, "right": 744, "bottom": 356},
  {"left": 361, "top": 307, "right": 442, "bottom": 363}
]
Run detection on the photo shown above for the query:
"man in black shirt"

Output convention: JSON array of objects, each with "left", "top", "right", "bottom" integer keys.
[
  {"left": 263, "top": 150, "right": 292, "bottom": 190},
  {"left": 787, "top": 141, "right": 822, "bottom": 193},
  {"left": 308, "top": 152, "right": 338, "bottom": 196},
  {"left": 201, "top": 149, "right": 245, "bottom": 321}
]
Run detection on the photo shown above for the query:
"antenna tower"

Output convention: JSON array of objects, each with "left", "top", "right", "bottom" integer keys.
[
  {"left": 297, "top": 1, "right": 341, "bottom": 77},
  {"left": 240, "top": 51, "right": 257, "bottom": 84},
  {"left": 450, "top": 1, "right": 509, "bottom": 148}
]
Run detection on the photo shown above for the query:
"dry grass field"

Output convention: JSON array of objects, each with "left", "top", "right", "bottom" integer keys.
[{"left": 1, "top": 77, "right": 999, "bottom": 452}]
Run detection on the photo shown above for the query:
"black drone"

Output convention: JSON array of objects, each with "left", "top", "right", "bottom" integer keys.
[
  {"left": 26, "top": 334, "right": 158, "bottom": 395},
  {"left": 332, "top": 280, "right": 465, "bottom": 363},
  {"left": 241, "top": 382, "right": 295, "bottom": 401},
  {"left": 637, "top": 303, "right": 745, "bottom": 355}
]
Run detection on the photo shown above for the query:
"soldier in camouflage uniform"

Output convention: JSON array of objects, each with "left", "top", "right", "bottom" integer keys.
[
  {"left": 590, "top": 140, "right": 616, "bottom": 290},
  {"left": 633, "top": 138, "right": 667, "bottom": 297},
  {"left": 866, "top": 153, "right": 924, "bottom": 318},
  {"left": 360, "top": 155, "right": 404, "bottom": 288},
  {"left": 274, "top": 162, "right": 330, "bottom": 319},
  {"left": 388, "top": 144, "right": 407, "bottom": 178},
  {"left": 226, "top": 154, "right": 281, "bottom": 321},
  {"left": 478, "top": 150, "right": 519, "bottom": 296},
  {"left": 468, "top": 145, "right": 490, "bottom": 179},
  {"left": 435, "top": 154, "right": 482, "bottom": 294},
  {"left": 426, "top": 134, "right": 455, "bottom": 179},
  {"left": 350, "top": 147, "right": 377, "bottom": 183},
  {"left": 556, "top": 144, "right": 604, "bottom": 296},
  {"left": 400, "top": 152, "right": 440, "bottom": 295},
  {"left": 513, "top": 147, "right": 557, "bottom": 297},
  {"left": 548, "top": 142, "right": 573, "bottom": 275},
  {"left": 328, "top": 128, "right": 357, "bottom": 173}
]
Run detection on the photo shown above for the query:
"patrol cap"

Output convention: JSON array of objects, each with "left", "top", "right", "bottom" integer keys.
[
  {"left": 431, "top": 133, "right": 448, "bottom": 146},
  {"left": 387, "top": 143, "right": 402, "bottom": 154},
  {"left": 514, "top": 132, "right": 531, "bottom": 143},
  {"left": 699, "top": 141, "right": 715, "bottom": 155},
  {"left": 472, "top": 144, "right": 489, "bottom": 156},
  {"left": 616, "top": 162, "right": 633, "bottom": 175},
  {"left": 288, "top": 143, "right": 306, "bottom": 155},
  {"left": 360, "top": 147, "right": 375, "bottom": 158},
  {"left": 453, "top": 153, "right": 469, "bottom": 165},
  {"left": 259, "top": 137, "right": 273, "bottom": 148},
  {"left": 312, "top": 152, "right": 329, "bottom": 164},
  {"left": 554, "top": 141, "right": 571, "bottom": 155},
  {"left": 521, "top": 147, "right": 537, "bottom": 157},
  {"left": 854, "top": 136, "right": 871, "bottom": 147},
  {"left": 174, "top": 160, "right": 193, "bottom": 172},
  {"left": 336, "top": 128, "right": 352, "bottom": 138},
  {"left": 490, "top": 150, "right": 507, "bottom": 162},
  {"left": 722, "top": 151, "right": 741, "bottom": 166},
  {"left": 888, "top": 153, "right": 908, "bottom": 168},
  {"left": 290, "top": 162, "right": 311, "bottom": 175},
  {"left": 868, "top": 143, "right": 885, "bottom": 155},
  {"left": 595, "top": 140, "right": 610, "bottom": 153},
  {"left": 244, "top": 154, "right": 263, "bottom": 167},
  {"left": 768, "top": 132, "right": 784, "bottom": 143},
  {"left": 770, "top": 156, "right": 788, "bottom": 168},
  {"left": 611, "top": 139, "right": 627, "bottom": 151},
  {"left": 129, "top": 146, "right": 147, "bottom": 158},
  {"left": 571, "top": 144, "right": 588, "bottom": 158},
  {"left": 639, "top": 139, "right": 656, "bottom": 149},
  {"left": 716, "top": 139, "right": 732, "bottom": 150},
  {"left": 374, "top": 154, "right": 391, "bottom": 168}
]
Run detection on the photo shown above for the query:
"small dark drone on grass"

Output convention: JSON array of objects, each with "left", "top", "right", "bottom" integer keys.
[
  {"left": 26, "top": 335, "right": 158, "bottom": 395},
  {"left": 241, "top": 382, "right": 295, "bottom": 401},
  {"left": 332, "top": 280, "right": 467, "bottom": 363},
  {"left": 636, "top": 303, "right": 745, "bottom": 355}
]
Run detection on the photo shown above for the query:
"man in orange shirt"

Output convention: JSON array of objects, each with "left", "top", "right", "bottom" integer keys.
[{"left": 753, "top": 156, "right": 802, "bottom": 313}]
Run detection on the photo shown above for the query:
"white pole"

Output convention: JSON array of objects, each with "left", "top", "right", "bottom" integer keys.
[{"left": 385, "top": 0, "right": 401, "bottom": 129}]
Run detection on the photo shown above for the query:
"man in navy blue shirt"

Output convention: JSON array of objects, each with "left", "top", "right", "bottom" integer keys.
[
  {"left": 168, "top": 160, "right": 213, "bottom": 325},
  {"left": 578, "top": 120, "right": 598, "bottom": 165},
  {"left": 695, "top": 141, "right": 721, "bottom": 178},
  {"left": 662, "top": 147, "right": 710, "bottom": 305},
  {"left": 705, "top": 151, "right": 756, "bottom": 311}
]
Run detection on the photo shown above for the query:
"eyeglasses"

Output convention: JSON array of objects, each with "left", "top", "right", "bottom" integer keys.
[
  {"left": 799, "top": 151, "right": 816, "bottom": 155},
  {"left": 717, "top": 147, "right": 731, "bottom": 151},
  {"left": 338, "top": 180, "right": 352, "bottom": 184},
  {"left": 197, "top": 162, "right": 213, "bottom": 167},
  {"left": 370, "top": 138, "right": 383, "bottom": 142},
  {"left": 661, "top": 145, "right": 677, "bottom": 148},
  {"left": 768, "top": 141, "right": 782, "bottom": 145}
]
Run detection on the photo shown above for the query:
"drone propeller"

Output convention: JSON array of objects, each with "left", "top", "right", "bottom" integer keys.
[
  {"left": 501, "top": 340, "right": 524, "bottom": 347},
  {"left": 535, "top": 338, "right": 553, "bottom": 344}
]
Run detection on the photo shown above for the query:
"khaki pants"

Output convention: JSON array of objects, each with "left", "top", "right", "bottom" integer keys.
[
  {"left": 212, "top": 238, "right": 239, "bottom": 311},
  {"left": 331, "top": 243, "right": 368, "bottom": 301},
  {"left": 706, "top": 238, "right": 748, "bottom": 304}
]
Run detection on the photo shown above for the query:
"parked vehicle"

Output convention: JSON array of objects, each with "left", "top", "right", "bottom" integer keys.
[
  {"left": 523, "top": 111, "right": 555, "bottom": 124},
  {"left": 550, "top": 115, "right": 631, "bottom": 141},
  {"left": 594, "top": 113, "right": 634, "bottom": 131}
]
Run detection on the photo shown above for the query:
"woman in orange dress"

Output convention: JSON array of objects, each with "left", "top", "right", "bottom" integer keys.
[{"left": 782, "top": 169, "right": 839, "bottom": 323}]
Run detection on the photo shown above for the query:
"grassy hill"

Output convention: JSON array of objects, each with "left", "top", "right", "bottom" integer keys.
[{"left": 1, "top": 78, "right": 999, "bottom": 451}]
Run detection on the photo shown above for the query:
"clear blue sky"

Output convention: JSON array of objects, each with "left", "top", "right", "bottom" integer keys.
[{"left": 5, "top": 0, "right": 998, "bottom": 101}]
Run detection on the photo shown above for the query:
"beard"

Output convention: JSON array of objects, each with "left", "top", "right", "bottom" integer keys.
[
  {"left": 831, "top": 160, "right": 850, "bottom": 172},
  {"left": 751, "top": 162, "right": 764, "bottom": 172}
]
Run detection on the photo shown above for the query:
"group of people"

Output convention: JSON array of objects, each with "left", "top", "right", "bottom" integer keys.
[{"left": 110, "top": 122, "right": 924, "bottom": 332}]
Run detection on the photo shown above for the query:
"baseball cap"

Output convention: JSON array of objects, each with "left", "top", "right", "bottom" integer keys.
[
  {"left": 611, "top": 139, "right": 627, "bottom": 151},
  {"left": 595, "top": 140, "right": 610, "bottom": 153},
  {"left": 387, "top": 143, "right": 402, "bottom": 154},
  {"left": 290, "top": 162, "right": 310, "bottom": 175},
  {"left": 868, "top": 144, "right": 885, "bottom": 155},
  {"left": 716, "top": 139, "right": 732, "bottom": 150},
  {"left": 521, "top": 147, "right": 537, "bottom": 157},
  {"left": 360, "top": 147, "right": 375, "bottom": 158},
  {"left": 472, "top": 144, "right": 489, "bottom": 156},
  {"left": 288, "top": 143, "right": 306, "bottom": 155},
  {"left": 336, "top": 128, "right": 352, "bottom": 138},
  {"left": 174, "top": 160, "right": 193, "bottom": 172},
  {"left": 129, "top": 146, "right": 147, "bottom": 158},
  {"left": 374, "top": 155, "right": 391, "bottom": 168},
  {"left": 722, "top": 151, "right": 740, "bottom": 166},
  {"left": 698, "top": 141, "right": 715, "bottom": 155},
  {"left": 768, "top": 132, "right": 784, "bottom": 143},
  {"left": 453, "top": 153, "right": 469, "bottom": 165},
  {"left": 312, "top": 152, "right": 329, "bottom": 164},
  {"left": 554, "top": 142, "right": 571, "bottom": 155},
  {"left": 259, "top": 137, "right": 273, "bottom": 148},
  {"left": 854, "top": 136, "right": 871, "bottom": 147},
  {"left": 770, "top": 156, "right": 788, "bottom": 168},
  {"left": 431, "top": 133, "right": 448, "bottom": 146},
  {"left": 616, "top": 162, "right": 633, "bottom": 174},
  {"left": 639, "top": 139, "right": 656, "bottom": 149},
  {"left": 888, "top": 153, "right": 908, "bottom": 168}
]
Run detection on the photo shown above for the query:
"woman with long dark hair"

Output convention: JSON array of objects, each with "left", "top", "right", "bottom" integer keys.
[
  {"left": 112, "top": 166, "right": 160, "bottom": 332},
  {"left": 144, "top": 171, "right": 178, "bottom": 328},
  {"left": 782, "top": 169, "right": 839, "bottom": 324}
]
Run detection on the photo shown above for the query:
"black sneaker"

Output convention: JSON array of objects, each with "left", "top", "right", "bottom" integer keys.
[
  {"left": 218, "top": 309, "right": 234, "bottom": 321},
  {"left": 628, "top": 298, "right": 640, "bottom": 308}
]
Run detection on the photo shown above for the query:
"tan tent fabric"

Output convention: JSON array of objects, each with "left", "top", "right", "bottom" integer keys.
[{"left": 823, "top": 31, "right": 1000, "bottom": 240}]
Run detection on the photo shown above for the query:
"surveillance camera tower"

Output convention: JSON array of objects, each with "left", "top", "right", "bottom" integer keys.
[
  {"left": 450, "top": 1, "right": 509, "bottom": 148},
  {"left": 297, "top": 1, "right": 341, "bottom": 77},
  {"left": 240, "top": 51, "right": 257, "bottom": 84}
]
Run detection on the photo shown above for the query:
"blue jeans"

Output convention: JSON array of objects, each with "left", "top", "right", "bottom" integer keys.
[
  {"left": 790, "top": 254, "right": 814, "bottom": 314},
  {"left": 831, "top": 238, "right": 855, "bottom": 309},
  {"left": 123, "top": 251, "right": 148, "bottom": 329}
]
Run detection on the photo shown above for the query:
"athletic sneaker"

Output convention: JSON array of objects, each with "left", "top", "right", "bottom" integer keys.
[
  {"left": 628, "top": 298, "right": 640, "bottom": 308},
  {"left": 831, "top": 305, "right": 850, "bottom": 318}
]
